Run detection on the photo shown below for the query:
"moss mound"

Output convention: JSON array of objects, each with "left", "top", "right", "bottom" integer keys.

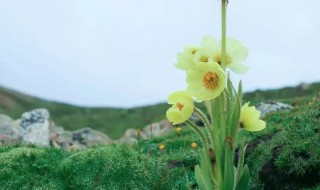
[
  {"left": 247, "top": 104, "right": 320, "bottom": 190},
  {"left": 60, "top": 143, "right": 172, "bottom": 190},
  {"left": 0, "top": 144, "right": 70, "bottom": 189}
]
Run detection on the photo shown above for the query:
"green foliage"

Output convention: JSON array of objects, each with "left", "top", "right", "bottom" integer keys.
[
  {"left": 0, "top": 144, "right": 70, "bottom": 189},
  {"left": 60, "top": 143, "right": 172, "bottom": 190},
  {"left": 247, "top": 102, "right": 320, "bottom": 190}
]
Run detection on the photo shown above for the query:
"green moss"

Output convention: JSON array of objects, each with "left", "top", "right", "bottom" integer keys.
[
  {"left": 246, "top": 103, "right": 320, "bottom": 190},
  {"left": 59, "top": 143, "right": 173, "bottom": 190},
  {"left": 0, "top": 145, "right": 70, "bottom": 189}
]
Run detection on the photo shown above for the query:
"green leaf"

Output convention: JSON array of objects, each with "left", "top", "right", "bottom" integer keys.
[
  {"left": 235, "top": 165, "right": 250, "bottom": 190},
  {"left": 195, "top": 165, "right": 213, "bottom": 190},
  {"left": 223, "top": 142, "right": 235, "bottom": 190}
]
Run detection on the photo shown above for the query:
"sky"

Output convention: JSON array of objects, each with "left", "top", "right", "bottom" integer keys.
[{"left": 0, "top": 0, "right": 320, "bottom": 108}]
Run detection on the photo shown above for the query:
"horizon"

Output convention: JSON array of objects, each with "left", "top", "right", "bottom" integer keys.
[
  {"left": 1, "top": 0, "right": 319, "bottom": 107},
  {"left": 0, "top": 80, "right": 316, "bottom": 109}
]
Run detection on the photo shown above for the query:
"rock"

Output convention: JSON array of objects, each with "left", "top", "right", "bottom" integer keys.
[
  {"left": 72, "top": 127, "right": 112, "bottom": 148},
  {"left": 143, "top": 119, "right": 173, "bottom": 137},
  {"left": 298, "top": 82, "right": 311, "bottom": 91},
  {"left": 0, "top": 114, "right": 14, "bottom": 136},
  {"left": 20, "top": 109, "right": 50, "bottom": 146},
  {"left": 122, "top": 128, "right": 146, "bottom": 139},
  {"left": 49, "top": 121, "right": 73, "bottom": 149},
  {"left": 0, "top": 114, "right": 20, "bottom": 145},
  {"left": 256, "top": 101, "right": 293, "bottom": 118}
]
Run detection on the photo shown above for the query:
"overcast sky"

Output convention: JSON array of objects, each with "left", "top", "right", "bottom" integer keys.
[{"left": 0, "top": 0, "right": 319, "bottom": 108}]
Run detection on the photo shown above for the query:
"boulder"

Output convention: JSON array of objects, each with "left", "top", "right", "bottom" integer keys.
[
  {"left": 0, "top": 114, "right": 14, "bottom": 136},
  {"left": 143, "top": 119, "right": 173, "bottom": 138},
  {"left": 20, "top": 109, "right": 50, "bottom": 146},
  {"left": 256, "top": 101, "right": 293, "bottom": 118},
  {"left": 72, "top": 127, "right": 112, "bottom": 148},
  {"left": 0, "top": 114, "right": 20, "bottom": 145},
  {"left": 49, "top": 121, "right": 73, "bottom": 149}
]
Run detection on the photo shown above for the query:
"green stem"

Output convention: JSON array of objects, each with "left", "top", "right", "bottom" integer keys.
[
  {"left": 194, "top": 107, "right": 214, "bottom": 145},
  {"left": 185, "top": 120, "right": 208, "bottom": 152},
  {"left": 221, "top": 0, "right": 227, "bottom": 70}
]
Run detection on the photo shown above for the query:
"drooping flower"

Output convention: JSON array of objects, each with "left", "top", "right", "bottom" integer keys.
[
  {"left": 166, "top": 91, "right": 194, "bottom": 125},
  {"left": 186, "top": 62, "right": 226, "bottom": 102},
  {"left": 194, "top": 36, "right": 249, "bottom": 74},
  {"left": 240, "top": 102, "right": 266, "bottom": 132},
  {"left": 191, "top": 142, "right": 197, "bottom": 149},
  {"left": 175, "top": 46, "right": 199, "bottom": 70}
]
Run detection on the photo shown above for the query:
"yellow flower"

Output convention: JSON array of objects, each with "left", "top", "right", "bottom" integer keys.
[
  {"left": 240, "top": 102, "right": 266, "bottom": 132},
  {"left": 166, "top": 91, "right": 194, "bottom": 125},
  {"left": 70, "top": 145, "right": 77, "bottom": 151},
  {"left": 176, "top": 127, "right": 182, "bottom": 133},
  {"left": 159, "top": 144, "right": 165, "bottom": 151},
  {"left": 194, "top": 36, "right": 249, "bottom": 74},
  {"left": 186, "top": 62, "right": 226, "bottom": 102},
  {"left": 175, "top": 46, "right": 199, "bottom": 70},
  {"left": 191, "top": 142, "right": 197, "bottom": 149}
]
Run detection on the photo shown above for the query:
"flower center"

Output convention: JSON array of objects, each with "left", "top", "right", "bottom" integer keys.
[
  {"left": 200, "top": 56, "right": 209, "bottom": 62},
  {"left": 176, "top": 103, "right": 184, "bottom": 111},
  {"left": 203, "top": 72, "right": 219, "bottom": 89},
  {"left": 214, "top": 54, "right": 232, "bottom": 65}
]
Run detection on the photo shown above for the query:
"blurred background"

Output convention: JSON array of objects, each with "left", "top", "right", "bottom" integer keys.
[{"left": 0, "top": 0, "right": 319, "bottom": 138}]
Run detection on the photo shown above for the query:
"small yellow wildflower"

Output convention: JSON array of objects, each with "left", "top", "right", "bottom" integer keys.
[
  {"left": 186, "top": 62, "right": 226, "bottom": 102},
  {"left": 176, "top": 127, "right": 182, "bottom": 133},
  {"left": 194, "top": 36, "right": 249, "bottom": 74},
  {"left": 191, "top": 142, "right": 197, "bottom": 149},
  {"left": 159, "top": 144, "right": 165, "bottom": 151},
  {"left": 175, "top": 46, "right": 199, "bottom": 70},
  {"left": 166, "top": 91, "right": 194, "bottom": 125},
  {"left": 240, "top": 102, "right": 266, "bottom": 132},
  {"left": 70, "top": 145, "right": 77, "bottom": 151}
]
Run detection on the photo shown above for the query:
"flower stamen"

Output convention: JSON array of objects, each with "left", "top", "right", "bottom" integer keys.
[
  {"left": 203, "top": 72, "right": 219, "bottom": 90},
  {"left": 176, "top": 103, "right": 184, "bottom": 111}
]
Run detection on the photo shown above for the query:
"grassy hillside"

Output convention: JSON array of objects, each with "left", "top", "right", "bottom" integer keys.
[
  {"left": 0, "top": 86, "right": 169, "bottom": 139},
  {"left": 0, "top": 82, "right": 319, "bottom": 189},
  {"left": 0, "top": 82, "right": 320, "bottom": 139},
  {"left": 0, "top": 92, "right": 319, "bottom": 189}
]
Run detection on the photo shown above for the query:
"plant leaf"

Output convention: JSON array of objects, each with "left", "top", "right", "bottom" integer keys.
[
  {"left": 235, "top": 165, "right": 250, "bottom": 190},
  {"left": 195, "top": 165, "right": 213, "bottom": 190}
]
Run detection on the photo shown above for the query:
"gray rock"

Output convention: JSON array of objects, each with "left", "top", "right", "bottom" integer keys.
[
  {"left": 143, "top": 119, "right": 173, "bottom": 138},
  {"left": 49, "top": 121, "right": 73, "bottom": 149},
  {"left": 0, "top": 114, "right": 14, "bottom": 136},
  {"left": 20, "top": 109, "right": 50, "bottom": 146},
  {"left": 256, "top": 101, "right": 293, "bottom": 118},
  {"left": 72, "top": 127, "right": 112, "bottom": 148},
  {"left": 121, "top": 128, "right": 146, "bottom": 140},
  {"left": 0, "top": 114, "right": 20, "bottom": 145}
]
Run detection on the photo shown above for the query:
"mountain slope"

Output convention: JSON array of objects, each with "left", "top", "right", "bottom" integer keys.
[{"left": 0, "top": 82, "right": 319, "bottom": 139}]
